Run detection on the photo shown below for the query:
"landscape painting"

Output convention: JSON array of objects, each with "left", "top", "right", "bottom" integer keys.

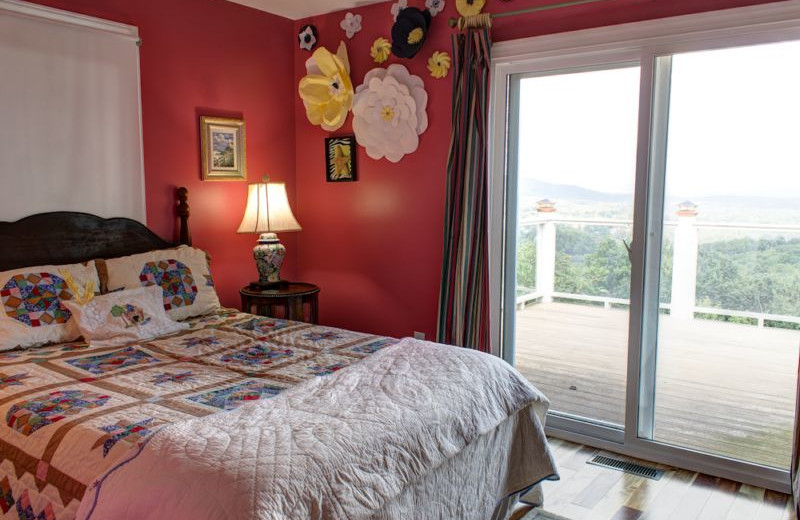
[
  {"left": 212, "top": 129, "right": 237, "bottom": 169},
  {"left": 201, "top": 116, "right": 246, "bottom": 181}
]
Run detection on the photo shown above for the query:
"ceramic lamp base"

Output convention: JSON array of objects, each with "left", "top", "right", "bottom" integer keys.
[{"left": 252, "top": 233, "right": 287, "bottom": 287}]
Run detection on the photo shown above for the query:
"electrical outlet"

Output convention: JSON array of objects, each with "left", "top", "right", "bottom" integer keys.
[{"left": 413, "top": 331, "right": 425, "bottom": 340}]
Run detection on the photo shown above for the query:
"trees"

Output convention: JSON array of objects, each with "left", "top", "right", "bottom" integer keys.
[{"left": 516, "top": 225, "right": 800, "bottom": 326}]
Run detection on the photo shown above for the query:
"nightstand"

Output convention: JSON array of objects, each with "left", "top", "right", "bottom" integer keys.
[{"left": 240, "top": 282, "right": 320, "bottom": 324}]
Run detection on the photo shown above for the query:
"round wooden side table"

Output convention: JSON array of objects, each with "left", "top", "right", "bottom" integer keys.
[{"left": 240, "top": 282, "right": 320, "bottom": 324}]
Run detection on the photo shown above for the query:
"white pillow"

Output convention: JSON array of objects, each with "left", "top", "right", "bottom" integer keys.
[
  {"left": 104, "top": 246, "right": 221, "bottom": 321},
  {"left": 0, "top": 261, "right": 100, "bottom": 351},
  {"left": 62, "top": 285, "right": 189, "bottom": 347}
]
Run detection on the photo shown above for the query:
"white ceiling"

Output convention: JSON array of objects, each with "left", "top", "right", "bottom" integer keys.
[{"left": 227, "top": 0, "right": 386, "bottom": 20}]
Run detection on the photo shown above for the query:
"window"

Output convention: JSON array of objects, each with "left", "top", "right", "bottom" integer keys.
[{"left": 491, "top": 2, "right": 800, "bottom": 492}]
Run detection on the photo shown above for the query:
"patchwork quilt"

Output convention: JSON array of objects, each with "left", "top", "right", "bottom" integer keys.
[{"left": 0, "top": 310, "right": 399, "bottom": 520}]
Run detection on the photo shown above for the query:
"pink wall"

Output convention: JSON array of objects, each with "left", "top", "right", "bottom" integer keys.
[
  {"left": 293, "top": 0, "right": 782, "bottom": 339},
  {"left": 26, "top": 0, "right": 297, "bottom": 308}
]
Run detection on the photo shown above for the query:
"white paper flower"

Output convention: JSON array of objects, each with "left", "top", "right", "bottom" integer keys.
[
  {"left": 298, "top": 25, "right": 318, "bottom": 51},
  {"left": 340, "top": 12, "right": 362, "bottom": 39},
  {"left": 425, "top": 0, "right": 445, "bottom": 16},
  {"left": 352, "top": 65, "right": 428, "bottom": 163},
  {"left": 391, "top": 0, "right": 408, "bottom": 21}
]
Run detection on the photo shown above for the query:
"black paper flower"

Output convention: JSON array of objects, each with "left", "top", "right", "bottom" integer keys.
[
  {"left": 391, "top": 7, "right": 432, "bottom": 59},
  {"left": 298, "top": 24, "right": 318, "bottom": 51}
]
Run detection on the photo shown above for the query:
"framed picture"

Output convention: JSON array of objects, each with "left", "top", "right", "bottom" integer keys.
[
  {"left": 325, "top": 136, "right": 357, "bottom": 182},
  {"left": 200, "top": 116, "right": 247, "bottom": 181}
]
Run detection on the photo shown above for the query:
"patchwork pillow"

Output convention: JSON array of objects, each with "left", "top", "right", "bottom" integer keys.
[
  {"left": 0, "top": 261, "right": 100, "bottom": 351},
  {"left": 62, "top": 285, "right": 189, "bottom": 347},
  {"left": 104, "top": 246, "right": 221, "bottom": 321}
]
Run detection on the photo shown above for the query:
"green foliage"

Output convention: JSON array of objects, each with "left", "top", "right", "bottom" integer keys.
[
  {"left": 696, "top": 237, "right": 800, "bottom": 316},
  {"left": 552, "top": 226, "right": 631, "bottom": 298},
  {"left": 516, "top": 237, "right": 537, "bottom": 290},
  {"left": 516, "top": 226, "right": 800, "bottom": 323}
]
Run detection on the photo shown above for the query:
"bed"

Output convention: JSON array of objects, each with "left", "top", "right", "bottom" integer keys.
[{"left": 0, "top": 188, "right": 557, "bottom": 520}]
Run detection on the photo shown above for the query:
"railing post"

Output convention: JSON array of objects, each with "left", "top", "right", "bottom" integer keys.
[
  {"left": 536, "top": 199, "right": 557, "bottom": 304},
  {"left": 670, "top": 201, "right": 699, "bottom": 321}
]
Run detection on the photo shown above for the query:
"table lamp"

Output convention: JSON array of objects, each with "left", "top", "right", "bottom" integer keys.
[{"left": 237, "top": 177, "right": 302, "bottom": 289}]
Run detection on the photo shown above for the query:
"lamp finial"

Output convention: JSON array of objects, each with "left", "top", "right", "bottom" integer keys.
[{"left": 262, "top": 175, "right": 270, "bottom": 183}]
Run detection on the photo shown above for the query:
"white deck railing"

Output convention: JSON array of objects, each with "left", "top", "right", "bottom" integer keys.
[{"left": 516, "top": 208, "right": 800, "bottom": 328}]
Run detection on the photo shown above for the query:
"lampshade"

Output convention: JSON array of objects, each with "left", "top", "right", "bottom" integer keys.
[{"left": 237, "top": 182, "right": 301, "bottom": 234}]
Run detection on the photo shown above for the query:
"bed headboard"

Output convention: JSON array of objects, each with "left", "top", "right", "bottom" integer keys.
[{"left": 0, "top": 187, "right": 192, "bottom": 271}]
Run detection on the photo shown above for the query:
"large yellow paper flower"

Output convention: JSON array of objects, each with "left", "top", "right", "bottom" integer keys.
[{"left": 298, "top": 42, "right": 353, "bottom": 132}]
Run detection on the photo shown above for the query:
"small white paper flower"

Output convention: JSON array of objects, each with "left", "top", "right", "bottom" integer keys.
[
  {"left": 340, "top": 12, "right": 362, "bottom": 39},
  {"left": 391, "top": 0, "right": 408, "bottom": 21},
  {"left": 298, "top": 25, "right": 317, "bottom": 51},
  {"left": 352, "top": 65, "right": 428, "bottom": 163},
  {"left": 425, "top": 0, "right": 445, "bottom": 16}
]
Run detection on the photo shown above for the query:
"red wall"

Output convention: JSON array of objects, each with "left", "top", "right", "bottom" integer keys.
[
  {"left": 26, "top": 0, "right": 297, "bottom": 308},
  {"left": 293, "top": 0, "right": 783, "bottom": 339},
  {"left": 23, "top": 0, "right": 783, "bottom": 335}
]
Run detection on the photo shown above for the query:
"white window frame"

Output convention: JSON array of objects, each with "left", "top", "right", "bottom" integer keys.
[{"left": 489, "top": 0, "right": 800, "bottom": 492}]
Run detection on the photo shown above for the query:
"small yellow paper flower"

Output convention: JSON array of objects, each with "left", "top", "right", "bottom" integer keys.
[
  {"left": 427, "top": 51, "right": 451, "bottom": 79},
  {"left": 298, "top": 42, "right": 354, "bottom": 132},
  {"left": 370, "top": 37, "right": 391, "bottom": 64},
  {"left": 59, "top": 269, "right": 95, "bottom": 305}
]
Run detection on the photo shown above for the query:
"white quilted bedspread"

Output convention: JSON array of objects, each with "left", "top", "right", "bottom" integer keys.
[{"left": 77, "top": 338, "right": 556, "bottom": 520}]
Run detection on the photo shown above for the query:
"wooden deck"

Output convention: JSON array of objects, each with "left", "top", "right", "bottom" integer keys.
[{"left": 514, "top": 302, "right": 800, "bottom": 469}]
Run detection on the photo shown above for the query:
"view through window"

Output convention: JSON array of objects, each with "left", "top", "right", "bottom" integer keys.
[{"left": 512, "top": 40, "right": 800, "bottom": 468}]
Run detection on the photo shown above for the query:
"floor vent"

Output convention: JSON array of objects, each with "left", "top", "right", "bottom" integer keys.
[{"left": 587, "top": 455, "right": 664, "bottom": 480}]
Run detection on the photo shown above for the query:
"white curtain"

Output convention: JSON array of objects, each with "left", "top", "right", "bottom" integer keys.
[{"left": 0, "top": 1, "right": 145, "bottom": 222}]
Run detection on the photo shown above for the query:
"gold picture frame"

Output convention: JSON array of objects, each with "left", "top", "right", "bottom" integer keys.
[{"left": 200, "top": 116, "right": 247, "bottom": 181}]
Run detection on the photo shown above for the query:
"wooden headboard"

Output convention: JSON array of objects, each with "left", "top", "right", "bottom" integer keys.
[{"left": 0, "top": 187, "right": 192, "bottom": 271}]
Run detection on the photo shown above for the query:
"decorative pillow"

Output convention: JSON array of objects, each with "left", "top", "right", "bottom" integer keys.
[
  {"left": 0, "top": 261, "right": 100, "bottom": 351},
  {"left": 104, "top": 246, "right": 221, "bottom": 321},
  {"left": 62, "top": 285, "right": 189, "bottom": 347}
]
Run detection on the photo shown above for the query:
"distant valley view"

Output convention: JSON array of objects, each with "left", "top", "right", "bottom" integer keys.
[{"left": 516, "top": 179, "right": 800, "bottom": 325}]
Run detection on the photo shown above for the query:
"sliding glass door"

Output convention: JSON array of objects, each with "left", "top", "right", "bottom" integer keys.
[
  {"left": 493, "top": 7, "right": 800, "bottom": 490},
  {"left": 649, "top": 42, "right": 800, "bottom": 469},
  {"left": 511, "top": 65, "right": 639, "bottom": 430}
]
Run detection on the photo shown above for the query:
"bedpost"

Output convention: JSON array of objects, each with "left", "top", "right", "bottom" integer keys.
[{"left": 177, "top": 187, "right": 192, "bottom": 246}]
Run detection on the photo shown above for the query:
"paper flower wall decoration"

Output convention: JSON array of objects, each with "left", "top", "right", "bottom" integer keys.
[
  {"left": 456, "top": 0, "right": 485, "bottom": 16},
  {"left": 298, "top": 25, "right": 318, "bottom": 51},
  {"left": 352, "top": 64, "right": 428, "bottom": 163},
  {"left": 391, "top": 7, "right": 432, "bottom": 59},
  {"left": 340, "top": 12, "right": 362, "bottom": 39},
  {"left": 298, "top": 42, "right": 353, "bottom": 132},
  {"left": 371, "top": 37, "right": 392, "bottom": 64},
  {"left": 427, "top": 51, "right": 451, "bottom": 79},
  {"left": 425, "top": 0, "right": 446, "bottom": 17},
  {"left": 391, "top": 0, "right": 408, "bottom": 21}
]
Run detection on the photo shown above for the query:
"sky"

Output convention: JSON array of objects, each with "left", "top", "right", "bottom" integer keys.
[{"left": 517, "top": 40, "right": 800, "bottom": 200}]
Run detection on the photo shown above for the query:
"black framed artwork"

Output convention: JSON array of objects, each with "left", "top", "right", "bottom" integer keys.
[{"left": 325, "top": 136, "right": 357, "bottom": 182}]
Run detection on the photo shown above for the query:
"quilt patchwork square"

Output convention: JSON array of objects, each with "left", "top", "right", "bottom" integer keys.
[
  {"left": 149, "top": 329, "right": 245, "bottom": 356},
  {"left": 65, "top": 347, "right": 160, "bottom": 375},
  {"left": 279, "top": 327, "right": 367, "bottom": 350},
  {"left": 186, "top": 380, "right": 285, "bottom": 411}
]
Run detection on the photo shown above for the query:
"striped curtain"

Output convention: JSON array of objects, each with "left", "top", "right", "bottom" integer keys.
[{"left": 436, "top": 27, "right": 492, "bottom": 352}]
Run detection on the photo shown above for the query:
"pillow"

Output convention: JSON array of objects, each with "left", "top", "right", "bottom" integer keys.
[
  {"left": 62, "top": 285, "right": 189, "bottom": 347},
  {"left": 104, "top": 246, "right": 221, "bottom": 321},
  {"left": 0, "top": 261, "right": 100, "bottom": 351}
]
